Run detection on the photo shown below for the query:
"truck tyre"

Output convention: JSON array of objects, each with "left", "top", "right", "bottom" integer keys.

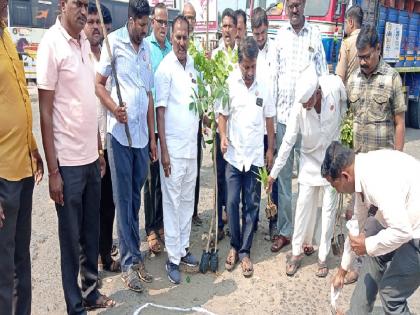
[{"left": 409, "top": 99, "right": 420, "bottom": 129}]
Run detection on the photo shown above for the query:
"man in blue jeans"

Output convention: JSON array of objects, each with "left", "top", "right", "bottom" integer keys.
[
  {"left": 218, "top": 37, "right": 275, "bottom": 278},
  {"left": 96, "top": 0, "right": 157, "bottom": 293}
]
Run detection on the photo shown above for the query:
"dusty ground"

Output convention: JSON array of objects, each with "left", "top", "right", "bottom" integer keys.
[{"left": 28, "top": 88, "right": 419, "bottom": 315}]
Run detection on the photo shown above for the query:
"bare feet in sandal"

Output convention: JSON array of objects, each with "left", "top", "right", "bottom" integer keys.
[
  {"left": 83, "top": 293, "right": 116, "bottom": 310},
  {"left": 121, "top": 268, "right": 144, "bottom": 293},
  {"left": 241, "top": 256, "right": 254, "bottom": 277},
  {"left": 225, "top": 248, "right": 238, "bottom": 271},
  {"left": 147, "top": 231, "right": 161, "bottom": 254},
  {"left": 285, "top": 254, "right": 303, "bottom": 276},
  {"left": 315, "top": 260, "right": 329, "bottom": 278}
]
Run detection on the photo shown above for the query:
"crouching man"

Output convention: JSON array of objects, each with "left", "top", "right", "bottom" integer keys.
[
  {"left": 218, "top": 37, "right": 275, "bottom": 278},
  {"left": 322, "top": 142, "right": 420, "bottom": 315},
  {"left": 155, "top": 16, "right": 200, "bottom": 284}
]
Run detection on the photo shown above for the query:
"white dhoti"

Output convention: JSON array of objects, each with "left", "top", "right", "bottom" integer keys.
[
  {"left": 291, "top": 184, "right": 337, "bottom": 262},
  {"left": 160, "top": 156, "right": 197, "bottom": 265}
]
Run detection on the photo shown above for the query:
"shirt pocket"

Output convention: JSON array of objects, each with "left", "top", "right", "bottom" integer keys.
[
  {"left": 368, "top": 94, "right": 390, "bottom": 122},
  {"left": 348, "top": 93, "right": 361, "bottom": 113}
]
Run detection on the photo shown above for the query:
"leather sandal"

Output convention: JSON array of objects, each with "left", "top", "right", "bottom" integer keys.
[
  {"left": 147, "top": 231, "right": 161, "bottom": 254},
  {"left": 134, "top": 262, "right": 153, "bottom": 283},
  {"left": 121, "top": 269, "right": 144, "bottom": 293},
  {"left": 241, "top": 256, "right": 254, "bottom": 277},
  {"left": 271, "top": 235, "right": 290, "bottom": 252},
  {"left": 315, "top": 260, "right": 329, "bottom": 278},
  {"left": 83, "top": 293, "right": 116, "bottom": 310},
  {"left": 285, "top": 254, "right": 303, "bottom": 276},
  {"left": 225, "top": 248, "right": 238, "bottom": 271}
]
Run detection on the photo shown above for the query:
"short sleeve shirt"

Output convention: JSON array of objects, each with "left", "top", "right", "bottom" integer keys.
[
  {"left": 37, "top": 18, "right": 98, "bottom": 166},
  {"left": 347, "top": 59, "right": 406, "bottom": 153}
]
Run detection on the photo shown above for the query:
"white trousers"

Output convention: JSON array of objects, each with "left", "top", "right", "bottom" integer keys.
[
  {"left": 160, "top": 157, "right": 197, "bottom": 265},
  {"left": 291, "top": 184, "right": 337, "bottom": 262}
]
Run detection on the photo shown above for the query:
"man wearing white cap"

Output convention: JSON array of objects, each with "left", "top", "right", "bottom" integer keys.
[{"left": 267, "top": 64, "right": 347, "bottom": 277}]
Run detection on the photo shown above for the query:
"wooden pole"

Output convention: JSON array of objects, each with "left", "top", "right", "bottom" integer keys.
[
  {"left": 206, "top": 0, "right": 209, "bottom": 51},
  {"left": 95, "top": 0, "right": 132, "bottom": 147}
]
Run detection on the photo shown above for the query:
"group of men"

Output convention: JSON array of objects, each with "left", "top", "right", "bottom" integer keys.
[{"left": 0, "top": 0, "right": 419, "bottom": 314}]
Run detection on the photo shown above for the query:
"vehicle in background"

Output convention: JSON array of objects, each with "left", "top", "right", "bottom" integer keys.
[{"left": 7, "top": 0, "right": 178, "bottom": 81}]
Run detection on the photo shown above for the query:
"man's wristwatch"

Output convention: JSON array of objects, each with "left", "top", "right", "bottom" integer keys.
[{"left": 98, "top": 149, "right": 104, "bottom": 156}]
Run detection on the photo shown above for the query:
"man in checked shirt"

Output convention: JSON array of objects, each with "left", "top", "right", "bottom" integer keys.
[{"left": 271, "top": 0, "right": 328, "bottom": 253}]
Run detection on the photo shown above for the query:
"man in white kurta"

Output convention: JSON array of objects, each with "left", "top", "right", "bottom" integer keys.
[
  {"left": 155, "top": 17, "right": 199, "bottom": 285},
  {"left": 323, "top": 143, "right": 420, "bottom": 315},
  {"left": 219, "top": 37, "right": 275, "bottom": 277},
  {"left": 268, "top": 64, "right": 347, "bottom": 277}
]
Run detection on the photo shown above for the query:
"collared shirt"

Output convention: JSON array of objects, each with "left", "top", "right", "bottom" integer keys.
[
  {"left": 155, "top": 51, "right": 199, "bottom": 159},
  {"left": 341, "top": 150, "right": 420, "bottom": 271},
  {"left": 218, "top": 68, "right": 276, "bottom": 172},
  {"left": 37, "top": 18, "right": 98, "bottom": 167},
  {"left": 270, "top": 75, "right": 347, "bottom": 186},
  {"left": 274, "top": 21, "right": 328, "bottom": 125},
  {"left": 347, "top": 59, "right": 406, "bottom": 153},
  {"left": 211, "top": 40, "right": 237, "bottom": 62},
  {"left": 336, "top": 29, "right": 360, "bottom": 85},
  {"left": 257, "top": 38, "right": 277, "bottom": 134},
  {"left": 0, "top": 25, "right": 37, "bottom": 180},
  {"left": 97, "top": 25, "right": 153, "bottom": 149}
]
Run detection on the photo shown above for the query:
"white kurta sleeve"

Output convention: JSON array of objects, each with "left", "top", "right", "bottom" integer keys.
[
  {"left": 155, "top": 62, "right": 171, "bottom": 108},
  {"left": 269, "top": 102, "right": 300, "bottom": 179}
]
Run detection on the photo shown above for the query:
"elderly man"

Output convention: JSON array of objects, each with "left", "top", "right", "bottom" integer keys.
[
  {"left": 268, "top": 65, "right": 347, "bottom": 277},
  {"left": 235, "top": 9, "right": 247, "bottom": 43},
  {"left": 348, "top": 24, "right": 405, "bottom": 154},
  {"left": 96, "top": 0, "right": 156, "bottom": 293},
  {"left": 37, "top": 0, "right": 114, "bottom": 311},
  {"left": 84, "top": 3, "right": 120, "bottom": 274},
  {"left": 271, "top": 0, "right": 328, "bottom": 253},
  {"left": 0, "top": 2, "right": 44, "bottom": 313},
  {"left": 143, "top": 2, "right": 172, "bottom": 255},
  {"left": 336, "top": 5, "right": 363, "bottom": 85},
  {"left": 219, "top": 37, "right": 275, "bottom": 278},
  {"left": 322, "top": 142, "right": 420, "bottom": 315},
  {"left": 155, "top": 15, "right": 200, "bottom": 285},
  {"left": 251, "top": 6, "right": 278, "bottom": 239}
]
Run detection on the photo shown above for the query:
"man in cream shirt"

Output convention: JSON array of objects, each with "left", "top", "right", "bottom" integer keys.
[
  {"left": 322, "top": 142, "right": 420, "bottom": 315},
  {"left": 155, "top": 16, "right": 200, "bottom": 285},
  {"left": 268, "top": 64, "right": 347, "bottom": 277}
]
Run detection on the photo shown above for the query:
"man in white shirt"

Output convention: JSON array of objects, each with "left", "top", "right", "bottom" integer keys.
[
  {"left": 218, "top": 37, "right": 275, "bottom": 278},
  {"left": 268, "top": 65, "right": 346, "bottom": 277},
  {"left": 322, "top": 142, "right": 420, "bottom": 315},
  {"left": 155, "top": 16, "right": 200, "bottom": 285},
  {"left": 251, "top": 6, "right": 278, "bottom": 239},
  {"left": 271, "top": 0, "right": 328, "bottom": 253},
  {"left": 212, "top": 8, "right": 238, "bottom": 240}
]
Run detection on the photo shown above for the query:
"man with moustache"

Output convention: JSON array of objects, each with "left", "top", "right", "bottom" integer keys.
[
  {"left": 235, "top": 9, "right": 247, "bottom": 44},
  {"left": 84, "top": 3, "right": 120, "bottom": 273},
  {"left": 271, "top": 0, "right": 328, "bottom": 253},
  {"left": 251, "top": 7, "right": 278, "bottom": 239},
  {"left": 96, "top": 0, "right": 157, "bottom": 293},
  {"left": 155, "top": 16, "right": 200, "bottom": 284},
  {"left": 218, "top": 37, "right": 275, "bottom": 278},
  {"left": 37, "top": 0, "right": 114, "bottom": 312},
  {"left": 212, "top": 8, "right": 238, "bottom": 240},
  {"left": 143, "top": 2, "right": 171, "bottom": 255},
  {"left": 0, "top": 0, "right": 44, "bottom": 313}
]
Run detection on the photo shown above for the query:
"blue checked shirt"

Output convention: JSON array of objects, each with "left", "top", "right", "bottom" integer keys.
[
  {"left": 97, "top": 25, "right": 153, "bottom": 148},
  {"left": 274, "top": 21, "right": 328, "bottom": 125}
]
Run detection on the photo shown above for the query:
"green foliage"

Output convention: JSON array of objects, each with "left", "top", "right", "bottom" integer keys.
[
  {"left": 340, "top": 109, "right": 354, "bottom": 148},
  {"left": 255, "top": 166, "right": 269, "bottom": 188}
]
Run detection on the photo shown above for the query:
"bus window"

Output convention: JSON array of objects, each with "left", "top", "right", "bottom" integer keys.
[
  {"left": 9, "top": 0, "right": 31, "bottom": 27},
  {"left": 304, "top": 0, "right": 330, "bottom": 17},
  {"left": 31, "top": 0, "right": 59, "bottom": 29}
]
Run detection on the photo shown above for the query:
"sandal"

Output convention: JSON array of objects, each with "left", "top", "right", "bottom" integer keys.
[
  {"left": 303, "top": 245, "right": 315, "bottom": 256},
  {"left": 158, "top": 227, "right": 165, "bottom": 244},
  {"left": 285, "top": 254, "right": 303, "bottom": 276},
  {"left": 133, "top": 262, "right": 153, "bottom": 283},
  {"left": 121, "top": 269, "right": 144, "bottom": 293},
  {"left": 147, "top": 231, "right": 161, "bottom": 254},
  {"left": 271, "top": 235, "right": 290, "bottom": 252},
  {"left": 344, "top": 270, "right": 359, "bottom": 285},
  {"left": 83, "top": 293, "right": 116, "bottom": 310},
  {"left": 241, "top": 256, "right": 254, "bottom": 277},
  {"left": 104, "top": 259, "right": 121, "bottom": 273},
  {"left": 315, "top": 260, "right": 329, "bottom": 278},
  {"left": 225, "top": 248, "right": 238, "bottom": 271}
]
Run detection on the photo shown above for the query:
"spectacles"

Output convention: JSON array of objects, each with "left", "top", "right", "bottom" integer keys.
[
  {"left": 287, "top": 3, "right": 303, "bottom": 11},
  {"left": 154, "top": 18, "right": 168, "bottom": 27},
  {"left": 358, "top": 48, "right": 376, "bottom": 62},
  {"left": 185, "top": 15, "right": 196, "bottom": 21}
]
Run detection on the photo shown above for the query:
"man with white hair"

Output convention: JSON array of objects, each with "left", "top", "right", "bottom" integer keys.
[{"left": 268, "top": 64, "right": 347, "bottom": 277}]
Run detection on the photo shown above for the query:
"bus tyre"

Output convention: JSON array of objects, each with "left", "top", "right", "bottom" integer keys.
[{"left": 409, "top": 100, "right": 420, "bottom": 129}]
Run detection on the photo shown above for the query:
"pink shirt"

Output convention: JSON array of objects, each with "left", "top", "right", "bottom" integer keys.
[{"left": 37, "top": 18, "right": 98, "bottom": 166}]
